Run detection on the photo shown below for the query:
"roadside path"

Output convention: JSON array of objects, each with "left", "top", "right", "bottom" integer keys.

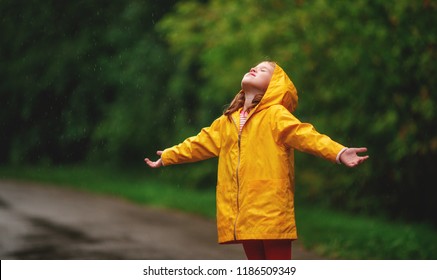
[{"left": 0, "top": 180, "right": 322, "bottom": 260}]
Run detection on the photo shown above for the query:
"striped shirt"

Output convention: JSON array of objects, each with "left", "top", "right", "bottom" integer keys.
[{"left": 240, "top": 110, "right": 248, "bottom": 132}]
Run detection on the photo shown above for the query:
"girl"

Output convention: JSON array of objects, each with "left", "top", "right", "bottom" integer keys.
[{"left": 145, "top": 61, "right": 368, "bottom": 260}]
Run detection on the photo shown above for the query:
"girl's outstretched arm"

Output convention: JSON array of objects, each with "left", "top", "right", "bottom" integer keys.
[
  {"left": 144, "top": 150, "right": 163, "bottom": 168},
  {"left": 339, "top": 147, "right": 369, "bottom": 167}
]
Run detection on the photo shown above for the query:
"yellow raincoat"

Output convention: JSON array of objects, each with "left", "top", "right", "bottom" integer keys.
[{"left": 161, "top": 64, "right": 345, "bottom": 243}]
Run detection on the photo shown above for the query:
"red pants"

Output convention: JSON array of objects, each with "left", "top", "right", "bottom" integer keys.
[{"left": 242, "top": 240, "right": 293, "bottom": 260}]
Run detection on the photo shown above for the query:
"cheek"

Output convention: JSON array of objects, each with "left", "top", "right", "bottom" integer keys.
[{"left": 261, "top": 76, "right": 272, "bottom": 89}]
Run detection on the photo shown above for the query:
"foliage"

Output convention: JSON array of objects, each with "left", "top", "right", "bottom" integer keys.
[
  {"left": 158, "top": 0, "right": 437, "bottom": 223},
  {"left": 297, "top": 204, "right": 437, "bottom": 259},
  {"left": 0, "top": 0, "right": 177, "bottom": 165}
]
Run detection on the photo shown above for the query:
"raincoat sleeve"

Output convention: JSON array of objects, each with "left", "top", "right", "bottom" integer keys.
[
  {"left": 271, "top": 106, "right": 345, "bottom": 163},
  {"left": 161, "top": 117, "right": 222, "bottom": 166}
]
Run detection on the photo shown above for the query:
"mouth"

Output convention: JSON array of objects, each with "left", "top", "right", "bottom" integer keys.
[{"left": 249, "top": 73, "right": 256, "bottom": 77}]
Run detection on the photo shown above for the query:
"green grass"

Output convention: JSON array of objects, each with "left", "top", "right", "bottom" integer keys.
[
  {"left": 1, "top": 165, "right": 436, "bottom": 259},
  {"left": 296, "top": 205, "right": 437, "bottom": 259},
  {"left": 0, "top": 165, "right": 216, "bottom": 218}
]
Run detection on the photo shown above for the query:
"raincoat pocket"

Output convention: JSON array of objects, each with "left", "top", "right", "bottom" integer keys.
[{"left": 238, "top": 179, "right": 293, "bottom": 234}]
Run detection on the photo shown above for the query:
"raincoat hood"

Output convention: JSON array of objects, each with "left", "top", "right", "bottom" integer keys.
[{"left": 255, "top": 63, "right": 298, "bottom": 113}]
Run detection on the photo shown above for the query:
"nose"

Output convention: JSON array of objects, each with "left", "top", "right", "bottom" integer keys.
[{"left": 250, "top": 68, "right": 257, "bottom": 73}]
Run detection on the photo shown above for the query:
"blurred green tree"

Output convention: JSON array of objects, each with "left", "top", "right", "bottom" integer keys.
[{"left": 0, "top": 0, "right": 177, "bottom": 165}]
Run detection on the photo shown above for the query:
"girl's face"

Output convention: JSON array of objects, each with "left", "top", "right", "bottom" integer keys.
[{"left": 241, "top": 62, "right": 275, "bottom": 92}]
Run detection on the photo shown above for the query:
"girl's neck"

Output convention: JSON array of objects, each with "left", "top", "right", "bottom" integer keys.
[{"left": 242, "top": 89, "right": 262, "bottom": 112}]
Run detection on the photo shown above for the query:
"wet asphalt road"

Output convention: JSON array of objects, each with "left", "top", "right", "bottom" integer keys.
[{"left": 0, "top": 180, "right": 321, "bottom": 260}]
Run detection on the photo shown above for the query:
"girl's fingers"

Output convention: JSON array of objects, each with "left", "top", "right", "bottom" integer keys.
[
  {"left": 144, "top": 158, "right": 155, "bottom": 167},
  {"left": 144, "top": 158, "right": 152, "bottom": 166},
  {"left": 144, "top": 151, "right": 164, "bottom": 168},
  {"left": 144, "top": 157, "right": 162, "bottom": 168},
  {"left": 353, "top": 147, "right": 368, "bottom": 154}
]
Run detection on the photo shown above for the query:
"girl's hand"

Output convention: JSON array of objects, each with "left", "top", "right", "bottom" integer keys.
[
  {"left": 144, "top": 151, "right": 163, "bottom": 168},
  {"left": 340, "top": 147, "right": 369, "bottom": 167}
]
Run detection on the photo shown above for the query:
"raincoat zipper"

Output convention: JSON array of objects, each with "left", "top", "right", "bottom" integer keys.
[
  {"left": 231, "top": 109, "right": 258, "bottom": 240},
  {"left": 231, "top": 116, "right": 241, "bottom": 241}
]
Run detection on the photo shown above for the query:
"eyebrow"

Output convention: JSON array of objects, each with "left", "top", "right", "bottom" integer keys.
[{"left": 254, "top": 65, "right": 270, "bottom": 69}]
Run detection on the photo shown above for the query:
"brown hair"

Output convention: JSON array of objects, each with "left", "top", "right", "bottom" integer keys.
[{"left": 223, "top": 61, "right": 275, "bottom": 120}]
